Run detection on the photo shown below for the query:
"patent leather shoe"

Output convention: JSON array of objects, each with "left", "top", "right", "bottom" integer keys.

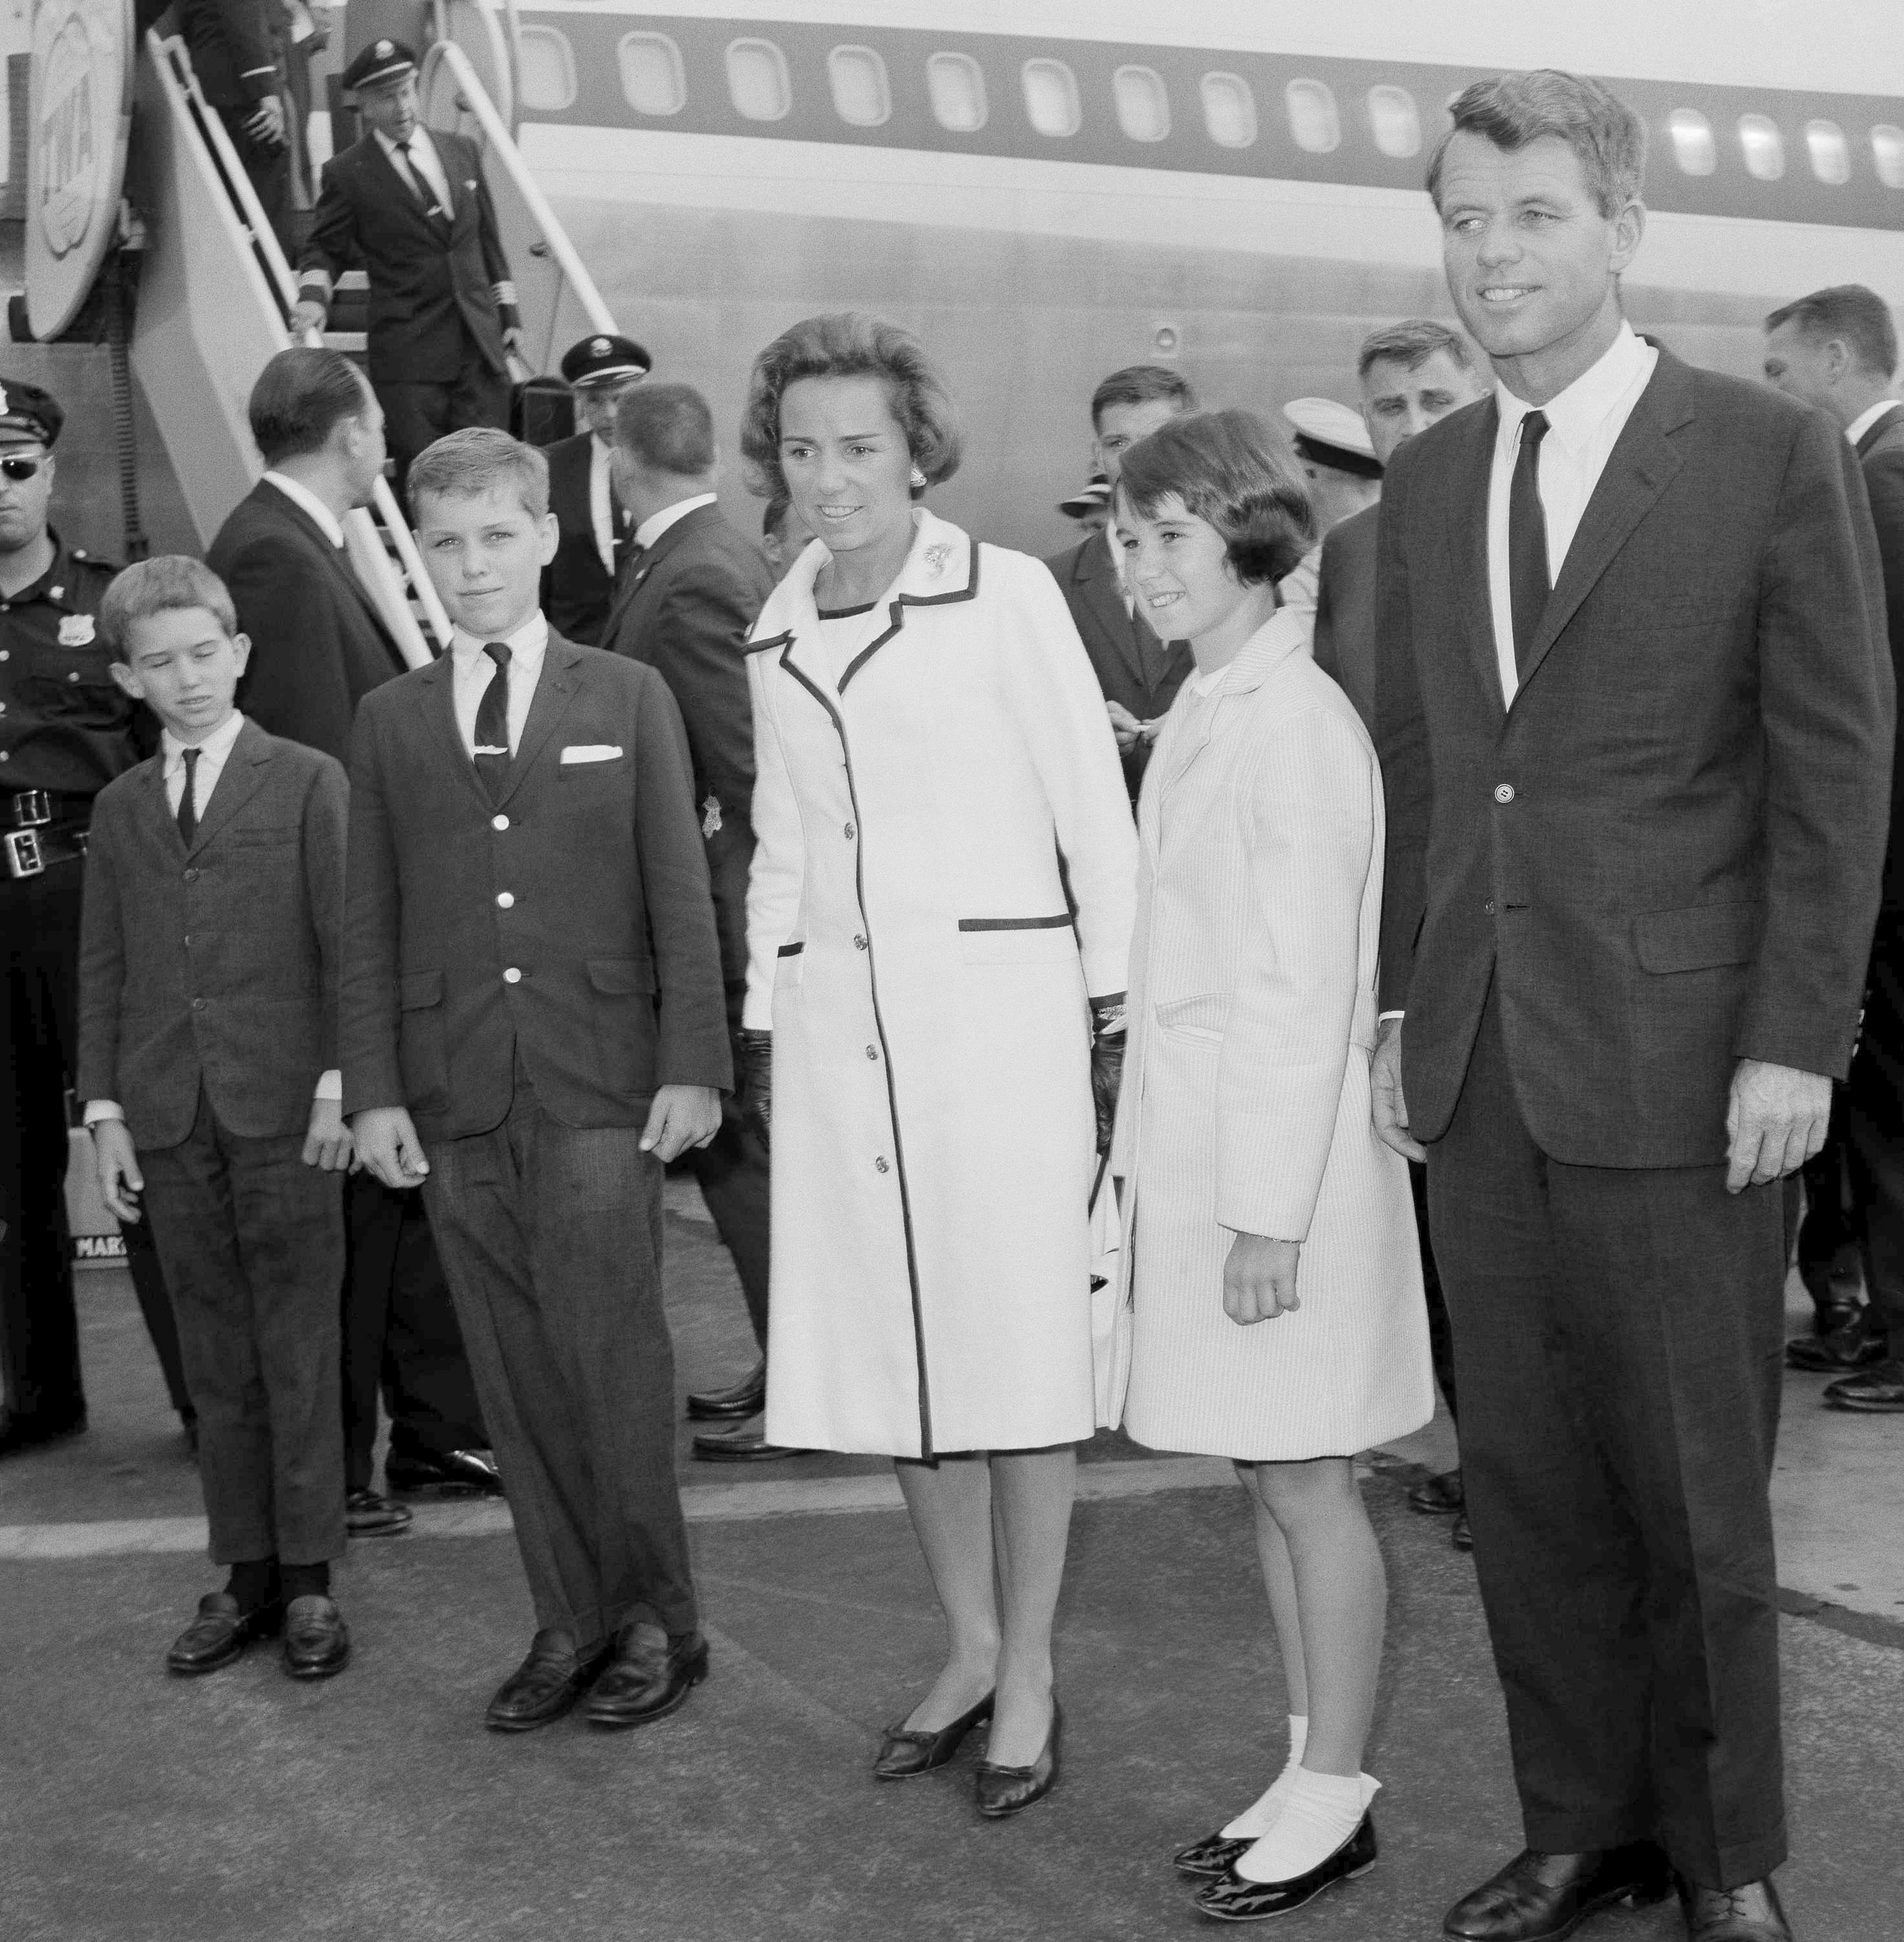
[
  {"left": 975, "top": 1699, "right": 1060, "bottom": 1817},
  {"left": 485, "top": 1631, "right": 611, "bottom": 1732},
  {"left": 385, "top": 1446, "right": 505, "bottom": 1495},
  {"left": 1409, "top": 1466, "right": 1464, "bottom": 1516},
  {"left": 1786, "top": 1312, "right": 1887, "bottom": 1373},
  {"left": 585, "top": 1627, "right": 709, "bottom": 1728},
  {"left": 1193, "top": 1812, "right": 1377, "bottom": 1921},
  {"left": 166, "top": 1592, "right": 283, "bottom": 1675},
  {"left": 1443, "top": 1845, "right": 1673, "bottom": 1940},
  {"left": 1824, "top": 1356, "right": 1904, "bottom": 1412},
  {"left": 1172, "top": 1830, "right": 1253, "bottom": 1879},
  {"left": 282, "top": 1595, "right": 351, "bottom": 1679},
  {"left": 686, "top": 1359, "right": 766, "bottom": 1421},
  {"left": 691, "top": 1426, "right": 808, "bottom": 1461},
  {"left": 345, "top": 1487, "right": 413, "bottom": 1536},
  {"left": 1677, "top": 1876, "right": 1792, "bottom": 1941},
  {"left": 873, "top": 1690, "right": 995, "bottom": 1779}
]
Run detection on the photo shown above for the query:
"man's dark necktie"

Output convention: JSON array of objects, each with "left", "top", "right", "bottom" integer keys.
[
  {"left": 474, "top": 643, "right": 512, "bottom": 800},
  {"left": 405, "top": 135, "right": 448, "bottom": 221},
  {"left": 176, "top": 747, "right": 199, "bottom": 848},
  {"left": 1508, "top": 408, "right": 1551, "bottom": 677}
]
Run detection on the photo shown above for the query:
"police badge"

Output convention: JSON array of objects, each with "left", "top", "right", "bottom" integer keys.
[{"left": 58, "top": 614, "right": 96, "bottom": 647}]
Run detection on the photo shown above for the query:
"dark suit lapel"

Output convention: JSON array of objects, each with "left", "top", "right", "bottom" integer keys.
[
  {"left": 495, "top": 639, "right": 584, "bottom": 808},
  {"left": 420, "top": 655, "right": 488, "bottom": 810},
  {"left": 1857, "top": 402, "right": 1904, "bottom": 459},
  {"left": 1440, "top": 401, "right": 1505, "bottom": 723},
  {"left": 189, "top": 720, "right": 272, "bottom": 854},
  {"left": 1075, "top": 537, "right": 1148, "bottom": 688}
]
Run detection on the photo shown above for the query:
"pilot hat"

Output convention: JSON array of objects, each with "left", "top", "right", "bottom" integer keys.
[
  {"left": 560, "top": 334, "right": 653, "bottom": 389},
  {"left": 1283, "top": 396, "right": 1383, "bottom": 479},
  {"left": 342, "top": 39, "right": 419, "bottom": 94}
]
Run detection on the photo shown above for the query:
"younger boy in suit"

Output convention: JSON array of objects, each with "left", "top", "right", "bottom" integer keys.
[{"left": 78, "top": 557, "right": 355, "bottom": 1681}]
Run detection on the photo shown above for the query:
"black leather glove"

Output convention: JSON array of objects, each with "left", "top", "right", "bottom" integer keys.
[
  {"left": 1089, "top": 999, "right": 1126, "bottom": 1158},
  {"left": 737, "top": 1028, "right": 773, "bottom": 1153}
]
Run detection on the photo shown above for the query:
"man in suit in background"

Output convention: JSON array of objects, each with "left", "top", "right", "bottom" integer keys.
[
  {"left": 343, "top": 429, "right": 731, "bottom": 1733},
  {"left": 212, "top": 348, "right": 496, "bottom": 1537},
  {"left": 1763, "top": 283, "right": 1904, "bottom": 1415},
  {"left": 599, "top": 382, "right": 781, "bottom": 1457},
  {"left": 1373, "top": 73, "right": 1890, "bottom": 1942},
  {"left": 1044, "top": 364, "right": 1196, "bottom": 801},
  {"left": 542, "top": 333, "right": 651, "bottom": 646},
  {"left": 177, "top": 0, "right": 292, "bottom": 255},
  {"left": 289, "top": 41, "right": 521, "bottom": 489}
]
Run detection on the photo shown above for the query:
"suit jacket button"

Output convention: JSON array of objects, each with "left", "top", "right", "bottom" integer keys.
[
  {"left": 183, "top": 867, "right": 198, "bottom": 881},
  {"left": 497, "top": 891, "right": 514, "bottom": 908},
  {"left": 1493, "top": 783, "right": 1515, "bottom": 804},
  {"left": 191, "top": 997, "right": 206, "bottom": 1011},
  {"left": 1484, "top": 900, "right": 1496, "bottom": 916},
  {"left": 503, "top": 967, "right": 522, "bottom": 984},
  {"left": 492, "top": 813, "right": 509, "bottom": 831}
]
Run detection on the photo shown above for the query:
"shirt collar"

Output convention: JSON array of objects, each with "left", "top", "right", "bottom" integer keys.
[
  {"left": 450, "top": 609, "right": 549, "bottom": 665},
  {"left": 162, "top": 709, "right": 246, "bottom": 769},
  {"left": 633, "top": 491, "right": 716, "bottom": 552},
  {"left": 374, "top": 126, "right": 428, "bottom": 162},
  {"left": 1845, "top": 399, "right": 1900, "bottom": 447},
  {"left": 1495, "top": 320, "right": 1650, "bottom": 454},
  {"left": 262, "top": 471, "right": 346, "bottom": 549}
]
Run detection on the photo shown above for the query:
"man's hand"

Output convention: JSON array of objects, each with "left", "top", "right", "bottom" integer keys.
[
  {"left": 1371, "top": 1015, "right": 1427, "bottom": 1161},
  {"left": 1726, "top": 1059, "right": 1831, "bottom": 1194},
  {"left": 302, "top": 1096, "right": 355, "bottom": 1172},
  {"left": 92, "top": 1121, "right": 144, "bottom": 1225},
  {"left": 353, "top": 1106, "right": 430, "bottom": 1189},
  {"left": 1106, "top": 699, "right": 1144, "bottom": 753},
  {"left": 245, "top": 95, "right": 287, "bottom": 147},
  {"left": 1224, "top": 1232, "right": 1301, "bottom": 1325},
  {"left": 640, "top": 1085, "right": 722, "bottom": 1164},
  {"left": 288, "top": 299, "right": 327, "bottom": 342}
]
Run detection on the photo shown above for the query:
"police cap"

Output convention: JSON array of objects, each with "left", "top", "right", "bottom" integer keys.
[
  {"left": 0, "top": 379, "right": 64, "bottom": 448},
  {"left": 342, "top": 39, "right": 418, "bottom": 93},
  {"left": 560, "top": 334, "right": 653, "bottom": 389}
]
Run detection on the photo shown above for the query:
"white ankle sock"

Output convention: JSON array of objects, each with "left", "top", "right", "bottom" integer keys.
[
  {"left": 1234, "top": 1768, "right": 1379, "bottom": 1883},
  {"left": 1219, "top": 1715, "right": 1309, "bottom": 1839}
]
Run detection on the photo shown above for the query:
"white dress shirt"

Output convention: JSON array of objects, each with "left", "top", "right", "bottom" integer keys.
[
  {"left": 589, "top": 437, "right": 620, "bottom": 577},
  {"left": 262, "top": 470, "right": 345, "bottom": 550},
  {"left": 450, "top": 610, "right": 548, "bottom": 756},
  {"left": 373, "top": 125, "right": 452, "bottom": 215},
  {"left": 85, "top": 711, "right": 339, "bottom": 1120},
  {"left": 1846, "top": 398, "right": 1900, "bottom": 448},
  {"left": 632, "top": 491, "right": 718, "bottom": 553},
  {"left": 1487, "top": 321, "right": 1658, "bottom": 707}
]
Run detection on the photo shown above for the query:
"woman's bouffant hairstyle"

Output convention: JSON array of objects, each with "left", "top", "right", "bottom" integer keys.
[
  {"left": 1116, "top": 410, "right": 1314, "bottom": 588},
  {"left": 738, "top": 312, "right": 962, "bottom": 499}
]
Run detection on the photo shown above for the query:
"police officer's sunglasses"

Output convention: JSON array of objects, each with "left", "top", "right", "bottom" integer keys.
[{"left": 0, "top": 456, "right": 44, "bottom": 481}]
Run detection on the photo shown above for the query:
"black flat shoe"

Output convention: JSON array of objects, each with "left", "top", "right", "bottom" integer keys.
[
  {"left": 975, "top": 1699, "right": 1061, "bottom": 1818},
  {"left": 1408, "top": 1466, "right": 1464, "bottom": 1515},
  {"left": 585, "top": 1628, "right": 709, "bottom": 1729},
  {"left": 687, "top": 1359, "right": 766, "bottom": 1421},
  {"left": 485, "top": 1632, "right": 611, "bottom": 1732},
  {"left": 873, "top": 1690, "right": 995, "bottom": 1780},
  {"left": 1173, "top": 1831, "right": 1253, "bottom": 1879},
  {"left": 166, "top": 1592, "right": 283, "bottom": 1675},
  {"left": 1443, "top": 1844, "right": 1673, "bottom": 1941},
  {"left": 385, "top": 1447, "right": 505, "bottom": 1495},
  {"left": 1194, "top": 1812, "right": 1377, "bottom": 1921},
  {"left": 282, "top": 1595, "right": 351, "bottom": 1679}
]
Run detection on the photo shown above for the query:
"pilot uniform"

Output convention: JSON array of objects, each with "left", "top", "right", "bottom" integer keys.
[
  {"left": 542, "top": 333, "right": 652, "bottom": 646},
  {"left": 0, "top": 382, "right": 191, "bottom": 1454}
]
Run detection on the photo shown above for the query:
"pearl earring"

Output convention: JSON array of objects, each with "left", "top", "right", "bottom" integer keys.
[{"left": 909, "top": 465, "right": 927, "bottom": 489}]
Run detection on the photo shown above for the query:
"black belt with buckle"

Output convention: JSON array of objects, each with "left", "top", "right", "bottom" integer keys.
[{"left": 3, "top": 791, "right": 91, "bottom": 878}]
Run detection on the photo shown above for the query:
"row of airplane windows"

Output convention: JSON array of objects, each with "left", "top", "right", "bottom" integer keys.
[{"left": 510, "top": 27, "right": 1904, "bottom": 190}]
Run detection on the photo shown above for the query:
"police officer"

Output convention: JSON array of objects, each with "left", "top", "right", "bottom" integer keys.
[
  {"left": 542, "top": 332, "right": 651, "bottom": 645},
  {"left": 0, "top": 380, "right": 193, "bottom": 1455}
]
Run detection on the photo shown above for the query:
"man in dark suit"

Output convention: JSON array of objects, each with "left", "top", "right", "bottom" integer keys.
[
  {"left": 211, "top": 348, "right": 496, "bottom": 1536},
  {"left": 599, "top": 381, "right": 780, "bottom": 1456},
  {"left": 1373, "top": 75, "right": 1890, "bottom": 1942},
  {"left": 542, "top": 333, "right": 651, "bottom": 646},
  {"left": 1763, "top": 284, "right": 1904, "bottom": 1414},
  {"left": 1043, "top": 364, "right": 1196, "bottom": 801},
  {"left": 177, "top": 0, "right": 291, "bottom": 254},
  {"left": 342, "top": 428, "right": 730, "bottom": 1733},
  {"left": 289, "top": 41, "right": 520, "bottom": 488}
]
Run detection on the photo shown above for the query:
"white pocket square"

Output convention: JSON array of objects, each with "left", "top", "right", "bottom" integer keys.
[{"left": 561, "top": 744, "right": 624, "bottom": 764}]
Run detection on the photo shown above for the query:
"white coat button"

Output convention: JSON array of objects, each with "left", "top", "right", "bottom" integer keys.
[
  {"left": 503, "top": 967, "right": 522, "bottom": 984},
  {"left": 492, "top": 813, "right": 509, "bottom": 831},
  {"left": 865, "top": 1045, "right": 877, "bottom": 1060},
  {"left": 843, "top": 821, "right": 855, "bottom": 839},
  {"left": 853, "top": 934, "right": 867, "bottom": 950},
  {"left": 497, "top": 892, "right": 514, "bottom": 908},
  {"left": 1493, "top": 783, "right": 1515, "bottom": 804},
  {"left": 874, "top": 1156, "right": 890, "bottom": 1173}
]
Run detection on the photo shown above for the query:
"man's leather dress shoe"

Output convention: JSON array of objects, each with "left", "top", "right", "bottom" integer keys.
[
  {"left": 486, "top": 1631, "right": 612, "bottom": 1731},
  {"left": 873, "top": 1690, "right": 994, "bottom": 1779},
  {"left": 1451, "top": 1511, "right": 1475, "bottom": 1552},
  {"left": 691, "top": 1426, "right": 807, "bottom": 1461},
  {"left": 1409, "top": 1467, "right": 1464, "bottom": 1516},
  {"left": 385, "top": 1447, "right": 505, "bottom": 1495},
  {"left": 1193, "top": 1813, "right": 1378, "bottom": 1922},
  {"left": 1443, "top": 1845, "right": 1673, "bottom": 1940},
  {"left": 0, "top": 1408, "right": 86, "bottom": 1457},
  {"left": 586, "top": 1627, "right": 709, "bottom": 1728},
  {"left": 1823, "top": 1355, "right": 1904, "bottom": 1411},
  {"left": 975, "top": 1699, "right": 1061, "bottom": 1818},
  {"left": 1786, "top": 1312, "right": 1888, "bottom": 1373},
  {"left": 166, "top": 1593, "right": 283, "bottom": 1675},
  {"left": 282, "top": 1596, "right": 351, "bottom": 1678},
  {"left": 1677, "top": 1876, "right": 1792, "bottom": 1941},
  {"left": 687, "top": 1359, "right": 765, "bottom": 1421},
  {"left": 345, "top": 1487, "right": 413, "bottom": 1536}
]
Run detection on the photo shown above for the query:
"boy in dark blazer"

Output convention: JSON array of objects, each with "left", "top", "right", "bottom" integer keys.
[
  {"left": 78, "top": 558, "right": 354, "bottom": 1682},
  {"left": 341, "top": 428, "right": 730, "bottom": 1733}
]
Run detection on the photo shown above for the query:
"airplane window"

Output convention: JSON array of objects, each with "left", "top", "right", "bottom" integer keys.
[
  {"left": 1200, "top": 72, "right": 1256, "bottom": 148},
  {"left": 1367, "top": 85, "right": 1420, "bottom": 158},
  {"left": 618, "top": 32, "right": 686, "bottom": 116},
  {"left": 1738, "top": 114, "right": 1785, "bottom": 181},
  {"left": 516, "top": 26, "right": 577, "bottom": 114},
  {"left": 1022, "top": 58, "right": 1081, "bottom": 138},
  {"left": 1114, "top": 65, "right": 1170, "bottom": 142},
  {"left": 829, "top": 46, "right": 891, "bottom": 128},
  {"left": 927, "top": 52, "right": 987, "bottom": 132},
  {"left": 1875, "top": 125, "right": 1904, "bottom": 188},
  {"left": 1805, "top": 120, "right": 1850, "bottom": 183},
  {"left": 1285, "top": 79, "right": 1341, "bottom": 154},
  {"left": 727, "top": 38, "right": 791, "bottom": 121},
  {"left": 1668, "top": 109, "right": 1716, "bottom": 175}
]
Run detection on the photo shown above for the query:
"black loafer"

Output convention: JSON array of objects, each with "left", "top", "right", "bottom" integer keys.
[
  {"left": 1823, "top": 1356, "right": 1904, "bottom": 1411},
  {"left": 385, "top": 1447, "right": 505, "bottom": 1495},
  {"left": 1193, "top": 1812, "right": 1377, "bottom": 1921},
  {"left": 1443, "top": 1844, "right": 1673, "bottom": 1940},
  {"left": 873, "top": 1690, "right": 995, "bottom": 1779},
  {"left": 1677, "top": 1876, "right": 1792, "bottom": 1941},
  {"left": 282, "top": 1595, "right": 351, "bottom": 1679},
  {"left": 166, "top": 1592, "right": 283, "bottom": 1675},
  {"left": 687, "top": 1359, "right": 766, "bottom": 1421},
  {"left": 486, "top": 1632, "right": 612, "bottom": 1732},
  {"left": 586, "top": 1628, "right": 710, "bottom": 1729},
  {"left": 692, "top": 1427, "right": 808, "bottom": 1461},
  {"left": 1408, "top": 1467, "right": 1464, "bottom": 1515},
  {"left": 346, "top": 1487, "right": 413, "bottom": 1536},
  {"left": 975, "top": 1700, "right": 1061, "bottom": 1818},
  {"left": 1173, "top": 1831, "right": 1253, "bottom": 1879}
]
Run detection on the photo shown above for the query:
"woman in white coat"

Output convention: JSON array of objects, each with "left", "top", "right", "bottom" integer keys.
[
  {"left": 1109, "top": 411, "right": 1433, "bottom": 1919},
  {"left": 735, "top": 314, "right": 1137, "bottom": 1815}
]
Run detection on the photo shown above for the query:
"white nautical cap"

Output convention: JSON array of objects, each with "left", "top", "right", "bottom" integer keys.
[{"left": 1284, "top": 396, "right": 1382, "bottom": 477}]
